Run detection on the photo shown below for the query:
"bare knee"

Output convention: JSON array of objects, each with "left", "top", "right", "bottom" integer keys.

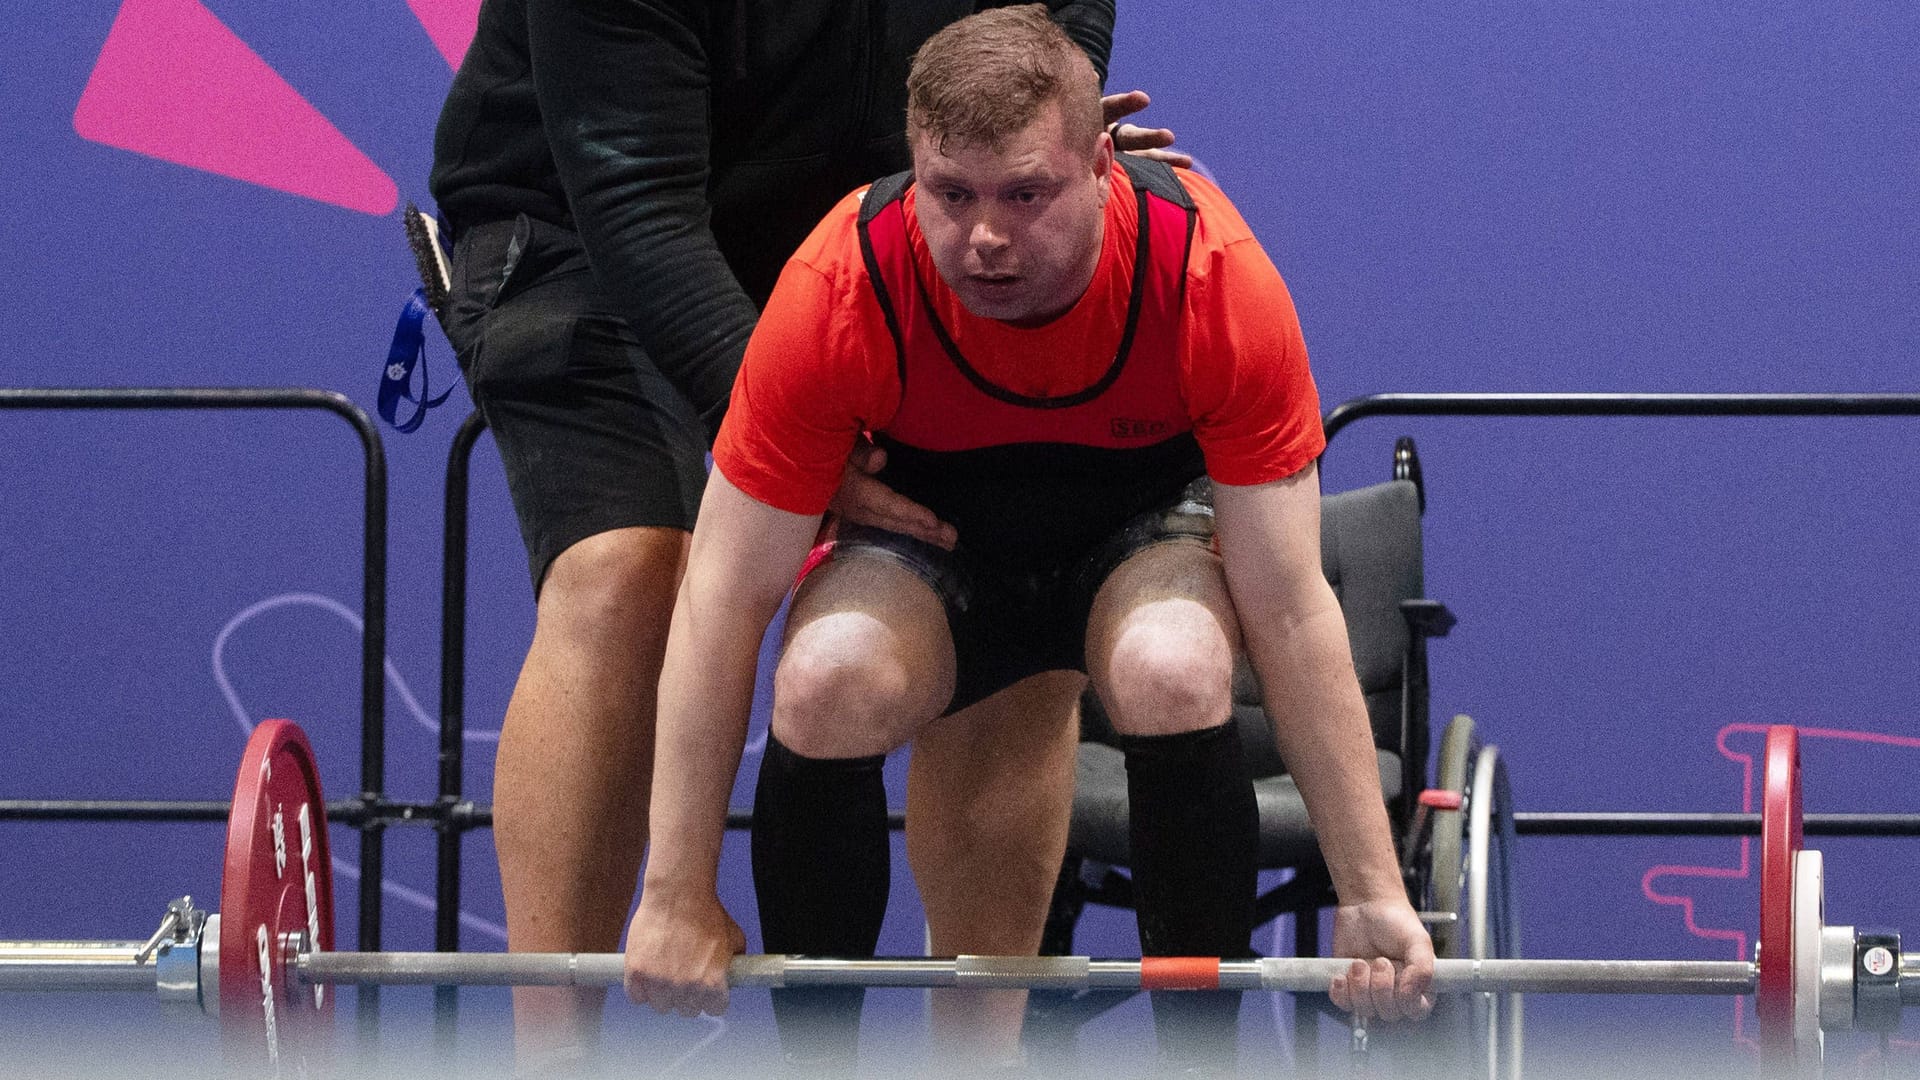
[
  {"left": 1096, "top": 616, "right": 1234, "bottom": 737},
  {"left": 772, "top": 624, "right": 935, "bottom": 758},
  {"left": 536, "top": 527, "right": 687, "bottom": 649}
]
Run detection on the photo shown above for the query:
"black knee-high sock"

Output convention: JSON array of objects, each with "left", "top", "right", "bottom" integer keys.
[
  {"left": 1120, "top": 720, "right": 1259, "bottom": 1071},
  {"left": 752, "top": 733, "right": 891, "bottom": 1071}
]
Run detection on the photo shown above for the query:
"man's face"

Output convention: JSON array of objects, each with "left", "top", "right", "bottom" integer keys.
[{"left": 911, "top": 101, "right": 1112, "bottom": 327}]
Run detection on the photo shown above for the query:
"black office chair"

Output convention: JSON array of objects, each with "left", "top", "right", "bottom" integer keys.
[{"left": 1032, "top": 438, "right": 1456, "bottom": 1061}]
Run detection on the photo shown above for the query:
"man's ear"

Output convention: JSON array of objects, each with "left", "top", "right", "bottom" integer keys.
[{"left": 1093, "top": 129, "right": 1115, "bottom": 200}]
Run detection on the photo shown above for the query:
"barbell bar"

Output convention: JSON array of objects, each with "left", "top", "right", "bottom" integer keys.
[
  {"left": 1, "top": 720, "right": 1915, "bottom": 1076},
  {"left": 298, "top": 950, "right": 1774, "bottom": 996},
  {"left": 1, "top": 929, "right": 1770, "bottom": 996}
]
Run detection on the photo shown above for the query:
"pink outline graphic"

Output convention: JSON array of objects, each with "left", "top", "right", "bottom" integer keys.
[
  {"left": 73, "top": 0, "right": 398, "bottom": 215},
  {"left": 406, "top": 0, "right": 483, "bottom": 70},
  {"left": 1642, "top": 723, "right": 1920, "bottom": 1055}
]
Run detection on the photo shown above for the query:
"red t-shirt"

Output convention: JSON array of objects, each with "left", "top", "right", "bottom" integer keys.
[{"left": 714, "top": 164, "right": 1324, "bottom": 515}]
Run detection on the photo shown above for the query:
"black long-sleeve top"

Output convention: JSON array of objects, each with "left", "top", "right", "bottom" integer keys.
[{"left": 429, "top": 0, "right": 1115, "bottom": 439}]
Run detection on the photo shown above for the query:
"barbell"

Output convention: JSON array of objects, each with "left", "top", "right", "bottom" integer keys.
[{"left": 1, "top": 720, "right": 1915, "bottom": 1077}]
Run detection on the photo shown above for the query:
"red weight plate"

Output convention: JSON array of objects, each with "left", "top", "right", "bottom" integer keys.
[
  {"left": 1756, "top": 725, "right": 1803, "bottom": 1064},
  {"left": 220, "top": 719, "right": 336, "bottom": 1074}
]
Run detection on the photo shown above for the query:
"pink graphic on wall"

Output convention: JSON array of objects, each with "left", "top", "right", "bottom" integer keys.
[
  {"left": 1642, "top": 723, "right": 1920, "bottom": 1056},
  {"left": 407, "top": 0, "right": 483, "bottom": 70},
  {"left": 72, "top": 0, "right": 399, "bottom": 216}
]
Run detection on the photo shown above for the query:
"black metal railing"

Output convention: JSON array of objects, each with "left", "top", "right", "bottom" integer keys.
[
  {"left": 0, "top": 387, "right": 391, "bottom": 1035},
  {"left": 1320, "top": 390, "right": 1920, "bottom": 839},
  {"left": 1323, "top": 391, "right": 1920, "bottom": 444},
  {"left": 429, "top": 394, "right": 1920, "bottom": 867},
  {"left": 9, "top": 388, "right": 1920, "bottom": 992}
]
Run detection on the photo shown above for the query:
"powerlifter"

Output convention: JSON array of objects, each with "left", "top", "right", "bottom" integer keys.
[{"left": 625, "top": 6, "right": 1434, "bottom": 1075}]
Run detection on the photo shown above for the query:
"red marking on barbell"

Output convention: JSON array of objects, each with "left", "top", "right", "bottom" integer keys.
[{"left": 1140, "top": 957, "right": 1221, "bottom": 991}]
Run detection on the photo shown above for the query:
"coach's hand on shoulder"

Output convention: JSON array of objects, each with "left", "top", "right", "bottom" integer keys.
[
  {"left": 832, "top": 438, "right": 958, "bottom": 549},
  {"left": 1328, "top": 897, "right": 1436, "bottom": 1023},
  {"left": 624, "top": 886, "right": 746, "bottom": 1018},
  {"left": 1101, "top": 89, "right": 1194, "bottom": 170}
]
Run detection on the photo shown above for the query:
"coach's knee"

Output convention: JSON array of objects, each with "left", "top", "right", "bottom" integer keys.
[{"left": 536, "top": 528, "right": 685, "bottom": 646}]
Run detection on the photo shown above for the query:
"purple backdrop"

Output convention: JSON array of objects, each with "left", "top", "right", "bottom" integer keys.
[{"left": 2, "top": 0, "right": 1915, "bottom": 1072}]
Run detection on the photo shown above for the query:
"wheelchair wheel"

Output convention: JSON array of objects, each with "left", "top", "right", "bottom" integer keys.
[
  {"left": 1424, "top": 718, "right": 1523, "bottom": 1080},
  {"left": 1463, "top": 742, "right": 1523, "bottom": 1080},
  {"left": 1427, "top": 714, "right": 1477, "bottom": 959}
]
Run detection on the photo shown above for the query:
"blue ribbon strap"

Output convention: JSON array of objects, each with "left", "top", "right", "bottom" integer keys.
[{"left": 379, "top": 287, "right": 454, "bottom": 433}]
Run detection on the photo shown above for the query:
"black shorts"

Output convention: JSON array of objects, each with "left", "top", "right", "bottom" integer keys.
[
  {"left": 824, "top": 476, "right": 1216, "bottom": 714},
  {"left": 441, "top": 215, "right": 707, "bottom": 592}
]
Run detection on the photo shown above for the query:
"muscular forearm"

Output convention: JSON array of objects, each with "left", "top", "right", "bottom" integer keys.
[
  {"left": 1217, "top": 473, "right": 1435, "bottom": 1001},
  {"left": 1216, "top": 471, "right": 1406, "bottom": 908},
  {"left": 1239, "top": 593, "right": 1405, "bottom": 906},
  {"left": 643, "top": 471, "right": 825, "bottom": 893},
  {"left": 641, "top": 592, "right": 770, "bottom": 894}
]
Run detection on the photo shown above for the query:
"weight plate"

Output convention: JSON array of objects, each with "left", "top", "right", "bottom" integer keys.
[
  {"left": 219, "top": 720, "right": 335, "bottom": 1075},
  {"left": 1791, "top": 849, "right": 1824, "bottom": 1073},
  {"left": 1756, "top": 725, "right": 1803, "bottom": 1065}
]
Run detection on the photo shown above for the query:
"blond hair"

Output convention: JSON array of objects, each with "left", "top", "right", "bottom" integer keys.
[{"left": 906, "top": 4, "right": 1103, "bottom": 157}]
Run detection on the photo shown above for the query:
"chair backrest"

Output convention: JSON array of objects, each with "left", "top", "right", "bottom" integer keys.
[
  {"left": 1085, "top": 477, "right": 1427, "bottom": 781},
  {"left": 1311, "top": 476, "right": 1425, "bottom": 759}
]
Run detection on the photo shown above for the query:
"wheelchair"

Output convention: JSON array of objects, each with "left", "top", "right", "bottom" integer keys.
[{"left": 1034, "top": 438, "right": 1523, "bottom": 1079}]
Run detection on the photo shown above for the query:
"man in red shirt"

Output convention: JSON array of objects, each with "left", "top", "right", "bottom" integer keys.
[{"left": 625, "top": 5, "right": 1434, "bottom": 1071}]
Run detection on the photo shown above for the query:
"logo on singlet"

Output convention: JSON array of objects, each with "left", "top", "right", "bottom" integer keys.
[{"left": 1110, "top": 418, "right": 1171, "bottom": 440}]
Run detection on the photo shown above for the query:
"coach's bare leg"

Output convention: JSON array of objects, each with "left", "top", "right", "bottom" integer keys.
[
  {"left": 908, "top": 670, "right": 1083, "bottom": 1067},
  {"left": 494, "top": 526, "right": 687, "bottom": 1066}
]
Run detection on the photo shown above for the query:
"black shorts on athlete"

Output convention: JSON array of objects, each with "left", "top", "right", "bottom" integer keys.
[
  {"left": 822, "top": 475, "right": 1217, "bottom": 714},
  {"left": 441, "top": 214, "right": 707, "bottom": 592}
]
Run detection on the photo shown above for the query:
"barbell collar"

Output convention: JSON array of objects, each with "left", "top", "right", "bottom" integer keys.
[
  {"left": 0, "top": 897, "right": 215, "bottom": 1003},
  {"left": 1851, "top": 930, "right": 1903, "bottom": 1032}
]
